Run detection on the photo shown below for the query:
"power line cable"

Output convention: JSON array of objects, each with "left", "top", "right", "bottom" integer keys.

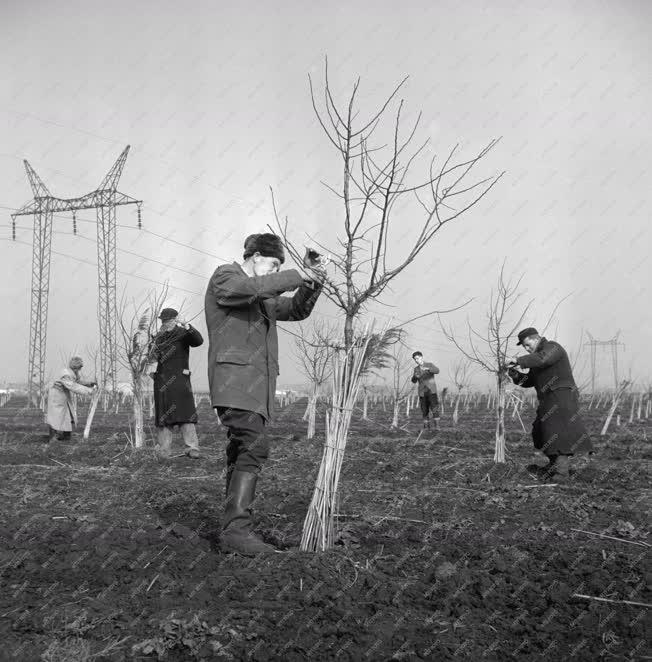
[
  {"left": 1, "top": 204, "right": 230, "bottom": 261},
  {"left": 1, "top": 237, "right": 202, "bottom": 295}
]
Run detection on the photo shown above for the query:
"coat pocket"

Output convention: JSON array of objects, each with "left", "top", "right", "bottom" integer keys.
[{"left": 215, "top": 349, "right": 251, "bottom": 365}]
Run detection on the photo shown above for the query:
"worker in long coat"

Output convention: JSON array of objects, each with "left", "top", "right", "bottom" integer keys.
[
  {"left": 46, "top": 356, "right": 96, "bottom": 441},
  {"left": 149, "top": 308, "right": 204, "bottom": 458},
  {"left": 508, "top": 327, "right": 593, "bottom": 479},
  {"left": 205, "top": 233, "right": 326, "bottom": 555}
]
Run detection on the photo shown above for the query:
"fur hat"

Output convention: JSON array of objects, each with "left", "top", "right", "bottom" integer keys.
[
  {"left": 159, "top": 308, "right": 178, "bottom": 321},
  {"left": 243, "top": 233, "right": 285, "bottom": 264},
  {"left": 69, "top": 356, "right": 84, "bottom": 369}
]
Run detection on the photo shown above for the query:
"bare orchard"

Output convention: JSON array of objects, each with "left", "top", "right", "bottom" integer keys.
[{"left": 0, "top": 391, "right": 649, "bottom": 661}]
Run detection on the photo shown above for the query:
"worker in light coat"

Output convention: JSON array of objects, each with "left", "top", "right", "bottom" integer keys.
[{"left": 46, "top": 356, "right": 96, "bottom": 441}]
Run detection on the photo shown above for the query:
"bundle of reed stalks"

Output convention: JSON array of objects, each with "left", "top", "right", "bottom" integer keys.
[{"left": 300, "top": 331, "right": 372, "bottom": 552}]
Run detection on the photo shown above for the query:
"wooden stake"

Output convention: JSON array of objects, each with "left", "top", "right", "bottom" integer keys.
[
  {"left": 570, "top": 528, "right": 650, "bottom": 548},
  {"left": 83, "top": 386, "right": 102, "bottom": 441},
  {"left": 572, "top": 594, "right": 652, "bottom": 608}
]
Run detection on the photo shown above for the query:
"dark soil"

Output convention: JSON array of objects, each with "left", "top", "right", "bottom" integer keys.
[{"left": 0, "top": 395, "right": 649, "bottom": 661}]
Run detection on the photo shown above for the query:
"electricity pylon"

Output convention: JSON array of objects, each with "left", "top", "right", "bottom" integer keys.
[
  {"left": 11, "top": 146, "right": 142, "bottom": 407},
  {"left": 585, "top": 331, "right": 624, "bottom": 394}
]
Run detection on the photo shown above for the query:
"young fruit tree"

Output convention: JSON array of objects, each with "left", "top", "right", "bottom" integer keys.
[
  {"left": 390, "top": 346, "right": 414, "bottom": 429},
  {"left": 117, "top": 286, "right": 169, "bottom": 448},
  {"left": 450, "top": 358, "right": 473, "bottom": 426},
  {"left": 81, "top": 345, "right": 102, "bottom": 441},
  {"left": 440, "top": 266, "right": 534, "bottom": 463},
  {"left": 274, "top": 60, "right": 502, "bottom": 550},
  {"left": 293, "top": 320, "right": 336, "bottom": 439}
]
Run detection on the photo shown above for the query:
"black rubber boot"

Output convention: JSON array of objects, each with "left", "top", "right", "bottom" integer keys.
[
  {"left": 225, "top": 464, "right": 235, "bottom": 497},
  {"left": 220, "top": 470, "right": 276, "bottom": 555},
  {"left": 552, "top": 455, "right": 570, "bottom": 479},
  {"left": 528, "top": 454, "right": 556, "bottom": 477}
]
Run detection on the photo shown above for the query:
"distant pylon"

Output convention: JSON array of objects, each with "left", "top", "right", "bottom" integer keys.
[
  {"left": 11, "top": 146, "right": 142, "bottom": 407},
  {"left": 584, "top": 331, "right": 625, "bottom": 393}
]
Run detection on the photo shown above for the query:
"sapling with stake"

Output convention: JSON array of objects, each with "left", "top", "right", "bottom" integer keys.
[
  {"left": 117, "top": 285, "right": 170, "bottom": 448},
  {"left": 273, "top": 58, "right": 501, "bottom": 550}
]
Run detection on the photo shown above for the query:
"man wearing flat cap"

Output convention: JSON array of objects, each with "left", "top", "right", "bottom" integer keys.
[
  {"left": 411, "top": 351, "right": 441, "bottom": 430},
  {"left": 46, "top": 356, "right": 97, "bottom": 442},
  {"left": 205, "top": 232, "right": 327, "bottom": 555},
  {"left": 149, "top": 307, "right": 204, "bottom": 458},
  {"left": 507, "top": 327, "right": 593, "bottom": 479}
]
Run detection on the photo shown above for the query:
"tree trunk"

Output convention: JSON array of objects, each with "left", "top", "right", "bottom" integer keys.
[
  {"left": 306, "top": 389, "right": 318, "bottom": 439},
  {"left": 344, "top": 313, "right": 354, "bottom": 354},
  {"left": 452, "top": 394, "right": 460, "bottom": 426},
  {"left": 494, "top": 376, "right": 506, "bottom": 463},
  {"left": 627, "top": 393, "right": 635, "bottom": 423},
  {"left": 83, "top": 388, "right": 102, "bottom": 441},
  {"left": 132, "top": 388, "right": 145, "bottom": 448},
  {"left": 362, "top": 391, "right": 368, "bottom": 420},
  {"left": 601, "top": 399, "right": 618, "bottom": 435},
  {"left": 391, "top": 399, "right": 400, "bottom": 428}
]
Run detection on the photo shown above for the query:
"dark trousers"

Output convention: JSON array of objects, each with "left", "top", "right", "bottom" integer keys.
[
  {"left": 419, "top": 392, "right": 440, "bottom": 419},
  {"left": 216, "top": 407, "right": 269, "bottom": 474}
]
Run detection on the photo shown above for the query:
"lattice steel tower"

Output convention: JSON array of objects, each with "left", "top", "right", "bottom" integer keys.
[
  {"left": 11, "top": 146, "right": 142, "bottom": 407},
  {"left": 584, "top": 331, "right": 624, "bottom": 394}
]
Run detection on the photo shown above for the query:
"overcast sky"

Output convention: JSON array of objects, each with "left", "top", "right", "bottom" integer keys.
[{"left": 1, "top": 0, "right": 650, "bottom": 391}]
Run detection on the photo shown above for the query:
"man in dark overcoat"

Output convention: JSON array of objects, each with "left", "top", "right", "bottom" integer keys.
[
  {"left": 508, "top": 327, "right": 593, "bottom": 479},
  {"left": 150, "top": 308, "right": 204, "bottom": 458},
  {"left": 205, "top": 233, "right": 326, "bottom": 555},
  {"left": 411, "top": 351, "right": 441, "bottom": 430}
]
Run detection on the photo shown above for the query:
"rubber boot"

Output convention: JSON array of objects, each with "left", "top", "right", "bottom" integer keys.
[
  {"left": 156, "top": 427, "right": 173, "bottom": 458},
  {"left": 225, "top": 464, "right": 235, "bottom": 497},
  {"left": 528, "top": 454, "right": 556, "bottom": 477},
  {"left": 181, "top": 424, "right": 202, "bottom": 458},
  {"left": 553, "top": 455, "right": 570, "bottom": 479},
  {"left": 220, "top": 470, "right": 276, "bottom": 555}
]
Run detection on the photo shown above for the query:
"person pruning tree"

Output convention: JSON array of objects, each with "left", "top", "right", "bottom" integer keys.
[
  {"left": 411, "top": 351, "right": 440, "bottom": 430},
  {"left": 205, "top": 233, "right": 327, "bottom": 555},
  {"left": 507, "top": 327, "right": 593, "bottom": 480},
  {"left": 149, "top": 307, "right": 204, "bottom": 459},
  {"left": 46, "top": 356, "right": 96, "bottom": 442}
]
